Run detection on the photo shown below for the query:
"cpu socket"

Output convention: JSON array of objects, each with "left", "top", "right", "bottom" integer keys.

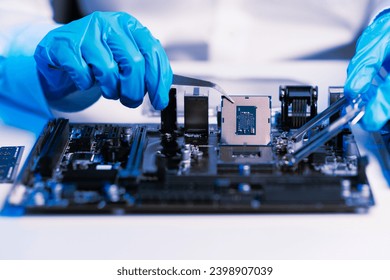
[{"left": 221, "top": 96, "right": 271, "bottom": 145}]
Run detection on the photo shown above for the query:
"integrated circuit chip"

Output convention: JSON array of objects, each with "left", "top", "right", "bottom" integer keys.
[
  {"left": 0, "top": 146, "right": 24, "bottom": 183},
  {"left": 221, "top": 96, "right": 271, "bottom": 145},
  {"left": 236, "top": 106, "right": 256, "bottom": 135}
]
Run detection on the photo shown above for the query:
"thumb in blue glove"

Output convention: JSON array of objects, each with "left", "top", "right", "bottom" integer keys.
[
  {"left": 34, "top": 11, "right": 173, "bottom": 111},
  {"left": 345, "top": 11, "right": 390, "bottom": 131}
]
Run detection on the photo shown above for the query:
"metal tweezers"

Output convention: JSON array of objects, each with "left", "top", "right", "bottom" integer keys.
[{"left": 172, "top": 74, "right": 235, "bottom": 103}]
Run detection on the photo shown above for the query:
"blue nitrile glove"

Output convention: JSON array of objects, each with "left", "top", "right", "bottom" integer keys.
[
  {"left": 0, "top": 56, "right": 53, "bottom": 136},
  {"left": 345, "top": 11, "right": 390, "bottom": 131},
  {"left": 34, "top": 11, "right": 173, "bottom": 111}
]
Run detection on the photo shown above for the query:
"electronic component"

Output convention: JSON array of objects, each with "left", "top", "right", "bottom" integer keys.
[
  {"left": 3, "top": 85, "right": 374, "bottom": 215},
  {"left": 0, "top": 146, "right": 24, "bottom": 183},
  {"left": 329, "top": 86, "right": 344, "bottom": 123},
  {"left": 184, "top": 88, "right": 209, "bottom": 135},
  {"left": 221, "top": 95, "right": 271, "bottom": 145},
  {"left": 280, "top": 95, "right": 365, "bottom": 168},
  {"left": 291, "top": 95, "right": 346, "bottom": 143},
  {"left": 236, "top": 106, "right": 257, "bottom": 135},
  {"left": 328, "top": 86, "right": 346, "bottom": 151},
  {"left": 161, "top": 88, "right": 178, "bottom": 134},
  {"left": 36, "top": 119, "right": 69, "bottom": 177},
  {"left": 218, "top": 145, "right": 274, "bottom": 174},
  {"left": 280, "top": 85, "right": 318, "bottom": 130}
]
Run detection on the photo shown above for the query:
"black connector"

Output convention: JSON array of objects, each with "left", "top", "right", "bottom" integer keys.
[
  {"left": 280, "top": 85, "right": 318, "bottom": 130},
  {"left": 161, "top": 88, "right": 177, "bottom": 134},
  {"left": 36, "top": 119, "right": 69, "bottom": 177}
]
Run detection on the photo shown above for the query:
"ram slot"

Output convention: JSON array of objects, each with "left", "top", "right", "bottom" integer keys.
[{"left": 35, "top": 119, "right": 69, "bottom": 177}]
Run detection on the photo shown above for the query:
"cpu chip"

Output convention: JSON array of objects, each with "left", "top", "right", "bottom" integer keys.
[
  {"left": 221, "top": 96, "right": 271, "bottom": 145},
  {"left": 236, "top": 106, "right": 257, "bottom": 135}
]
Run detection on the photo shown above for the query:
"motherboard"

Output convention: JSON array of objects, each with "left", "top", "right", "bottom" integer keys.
[{"left": 3, "top": 85, "right": 374, "bottom": 214}]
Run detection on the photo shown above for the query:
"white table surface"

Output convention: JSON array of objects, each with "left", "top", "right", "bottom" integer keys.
[{"left": 1, "top": 61, "right": 389, "bottom": 260}]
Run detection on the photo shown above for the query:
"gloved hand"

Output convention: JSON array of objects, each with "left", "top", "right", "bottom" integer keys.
[
  {"left": 34, "top": 11, "right": 173, "bottom": 111},
  {"left": 0, "top": 56, "right": 53, "bottom": 135},
  {"left": 345, "top": 11, "right": 390, "bottom": 131}
]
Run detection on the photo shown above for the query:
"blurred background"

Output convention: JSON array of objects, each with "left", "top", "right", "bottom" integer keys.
[
  {"left": 52, "top": 0, "right": 373, "bottom": 63},
  {"left": 49, "top": 0, "right": 379, "bottom": 123}
]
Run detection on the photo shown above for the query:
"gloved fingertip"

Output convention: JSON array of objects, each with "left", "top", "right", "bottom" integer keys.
[
  {"left": 150, "top": 78, "right": 172, "bottom": 110},
  {"left": 100, "top": 85, "right": 120, "bottom": 100},
  {"left": 152, "top": 95, "right": 169, "bottom": 110},
  {"left": 120, "top": 96, "right": 143, "bottom": 109}
]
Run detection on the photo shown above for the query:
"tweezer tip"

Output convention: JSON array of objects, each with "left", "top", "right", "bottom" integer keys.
[
  {"left": 223, "top": 95, "right": 235, "bottom": 104},
  {"left": 215, "top": 85, "right": 234, "bottom": 103}
]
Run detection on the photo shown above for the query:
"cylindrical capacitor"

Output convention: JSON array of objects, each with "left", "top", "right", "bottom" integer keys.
[
  {"left": 343, "top": 134, "right": 359, "bottom": 157},
  {"left": 122, "top": 128, "right": 132, "bottom": 142},
  {"left": 182, "top": 149, "right": 191, "bottom": 161}
]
